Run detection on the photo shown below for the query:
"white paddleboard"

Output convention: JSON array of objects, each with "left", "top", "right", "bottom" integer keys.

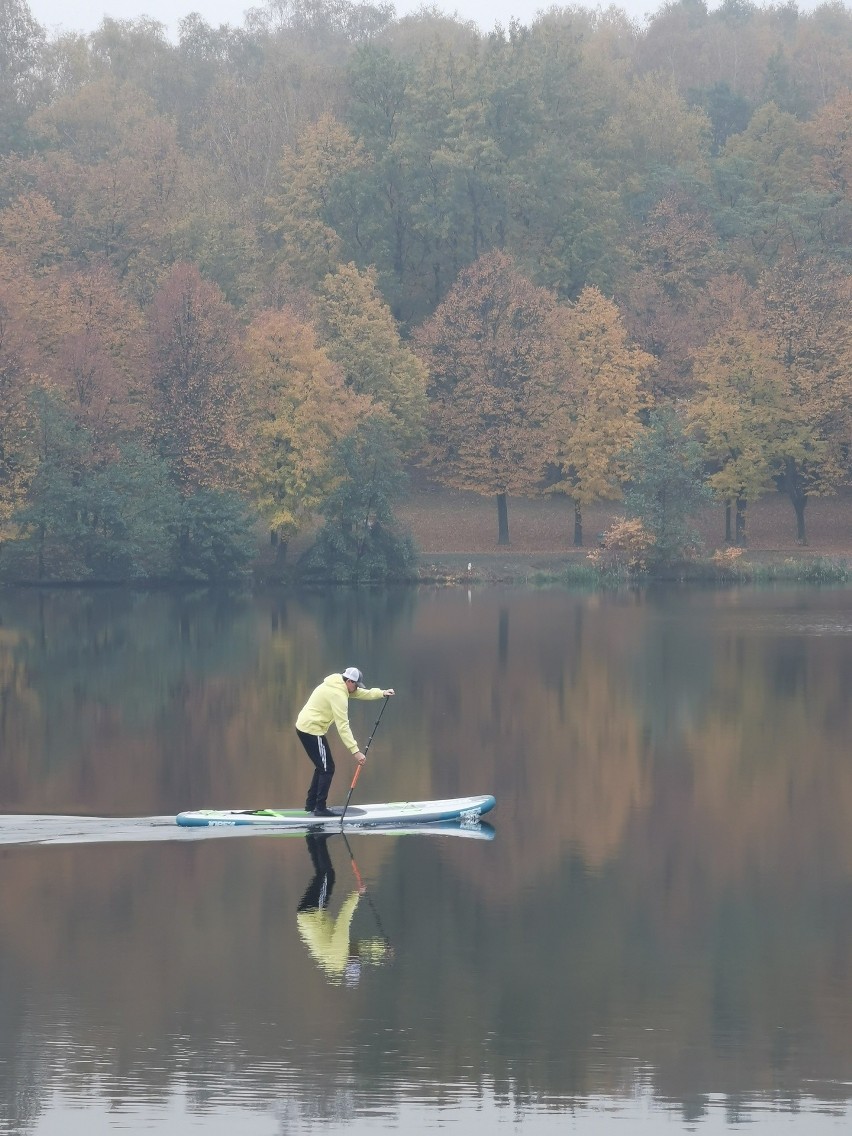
[{"left": 176, "top": 794, "right": 496, "bottom": 830}]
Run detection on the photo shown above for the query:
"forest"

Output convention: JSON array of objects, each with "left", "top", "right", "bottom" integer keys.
[{"left": 1, "top": 0, "right": 851, "bottom": 581}]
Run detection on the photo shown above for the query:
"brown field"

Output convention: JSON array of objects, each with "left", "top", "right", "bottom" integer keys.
[{"left": 396, "top": 486, "right": 852, "bottom": 575}]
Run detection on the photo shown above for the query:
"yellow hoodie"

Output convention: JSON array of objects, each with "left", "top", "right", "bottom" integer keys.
[
  {"left": 295, "top": 673, "right": 385, "bottom": 754},
  {"left": 297, "top": 891, "right": 361, "bottom": 982},
  {"left": 297, "top": 893, "right": 391, "bottom": 983}
]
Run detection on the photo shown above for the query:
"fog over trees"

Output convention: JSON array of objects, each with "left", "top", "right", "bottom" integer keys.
[{"left": 1, "top": 0, "right": 851, "bottom": 578}]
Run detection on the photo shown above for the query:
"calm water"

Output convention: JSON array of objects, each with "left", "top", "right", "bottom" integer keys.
[{"left": 2, "top": 583, "right": 852, "bottom": 1134}]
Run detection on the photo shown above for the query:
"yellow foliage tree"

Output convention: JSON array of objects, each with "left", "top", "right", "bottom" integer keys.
[
  {"left": 809, "top": 88, "right": 852, "bottom": 200},
  {"left": 313, "top": 262, "right": 428, "bottom": 454},
  {"left": 243, "top": 306, "right": 371, "bottom": 558},
  {"left": 265, "top": 114, "right": 366, "bottom": 294},
  {"left": 544, "top": 287, "right": 653, "bottom": 546},
  {"left": 757, "top": 258, "right": 852, "bottom": 543},
  {"left": 689, "top": 315, "right": 793, "bottom": 545}
]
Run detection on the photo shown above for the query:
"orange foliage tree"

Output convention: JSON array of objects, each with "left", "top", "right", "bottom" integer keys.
[
  {"left": 415, "top": 250, "right": 559, "bottom": 545},
  {"left": 48, "top": 266, "right": 145, "bottom": 455},
  {"left": 0, "top": 268, "right": 40, "bottom": 539},
  {"left": 145, "top": 262, "right": 247, "bottom": 494}
]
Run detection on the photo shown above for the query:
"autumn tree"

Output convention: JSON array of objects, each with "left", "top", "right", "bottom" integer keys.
[
  {"left": 810, "top": 87, "right": 852, "bottom": 195},
  {"left": 602, "top": 71, "right": 712, "bottom": 202},
  {"left": 0, "top": 273, "right": 39, "bottom": 542},
  {"left": 5, "top": 387, "right": 247, "bottom": 584},
  {"left": 807, "top": 88, "right": 852, "bottom": 261},
  {"left": 544, "top": 286, "right": 653, "bottom": 547},
  {"left": 415, "top": 250, "right": 558, "bottom": 545},
  {"left": 499, "top": 13, "right": 628, "bottom": 298},
  {"left": 313, "top": 262, "right": 428, "bottom": 453},
  {"left": 243, "top": 304, "right": 370, "bottom": 560},
  {"left": 755, "top": 257, "right": 852, "bottom": 543},
  {"left": 48, "top": 265, "right": 146, "bottom": 454},
  {"left": 7, "top": 389, "right": 91, "bottom": 581},
  {"left": 714, "top": 101, "right": 818, "bottom": 267},
  {"left": 0, "top": 0, "right": 46, "bottom": 151},
  {"left": 688, "top": 314, "right": 791, "bottom": 546},
  {"left": 265, "top": 114, "right": 366, "bottom": 295},
  {"left": 0, "top": 192, "right": 66, "bottom": 272},
  {"left": 146, "top": 262, "right": 247, "bottom": 494},
  {"left": 25, "top": 77, "right": 203, "bottom": 300},
  {"left": 621, "top": 191, "right": 724, "bottom": 400}
]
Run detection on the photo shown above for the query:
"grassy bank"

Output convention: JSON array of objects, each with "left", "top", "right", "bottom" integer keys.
[{"left": 413, "top": 554, "right": 852, "bottom": 587}]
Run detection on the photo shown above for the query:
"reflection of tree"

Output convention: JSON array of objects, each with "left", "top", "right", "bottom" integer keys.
[
  {"left": 404, "top": 590, "right": 653, "bottom": 882},
  {"left": 0, "top": 590, "right": 266, "bottom": 812},
  {"left": 0, "top": 952, "right": 47, "bottom": 1133},
  {"left": 5, "top": 589, "right": 852, "bottom": 1122}
]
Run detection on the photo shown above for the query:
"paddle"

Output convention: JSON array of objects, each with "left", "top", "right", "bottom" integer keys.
[
  {"left": 343, "top": 832, "right": 392, "bottom": 949},
  {"left": 339, "top": 694, "right": 390, "bottom": 826}
]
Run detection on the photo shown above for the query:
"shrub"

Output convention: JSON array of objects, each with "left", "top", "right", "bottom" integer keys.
[{"left": 587, "top": 517, "right": 655, "bottom": 575}]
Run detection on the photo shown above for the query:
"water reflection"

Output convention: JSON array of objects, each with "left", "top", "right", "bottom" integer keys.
[
  {"left": 2, "top": 585, "right": 852, "bottom": 1132},
  {"left": 296, "top": 834, "right": 394, "bottom": 986}
]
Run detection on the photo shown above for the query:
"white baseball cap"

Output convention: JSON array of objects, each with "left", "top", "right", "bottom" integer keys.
[{"left": 342, "top": 667, "right": 365, "bottom": 688}]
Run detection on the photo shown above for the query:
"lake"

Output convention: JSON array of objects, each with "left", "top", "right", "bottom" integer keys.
[{"left": 1, "top": 583, "right": 852, "bottom": 1134}]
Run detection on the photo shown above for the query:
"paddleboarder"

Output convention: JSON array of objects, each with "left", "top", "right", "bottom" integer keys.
[{"left": 295, "top": 667, "right": 395, "bottom": 817}]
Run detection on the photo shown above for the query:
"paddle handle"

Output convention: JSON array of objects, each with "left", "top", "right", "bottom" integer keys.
[{"left": 339, "top": 760, "right": 363, "bottom": 824}]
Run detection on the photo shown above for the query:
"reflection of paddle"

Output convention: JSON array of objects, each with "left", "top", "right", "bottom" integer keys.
[
  {"left": 340, "top": 695, "right": 390, "bottom": 826},
  {"left": 343, "top": 833, "right": 391, "bottom": 948}
]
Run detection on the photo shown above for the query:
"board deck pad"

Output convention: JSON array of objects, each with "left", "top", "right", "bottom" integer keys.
[{"left": 176, "top": 795, "right": 495, "bottom": 830}]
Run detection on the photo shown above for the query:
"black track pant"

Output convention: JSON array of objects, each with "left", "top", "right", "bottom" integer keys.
[
  {"left": 296, "top": 728, "right": 336, "bottom": 811},
  {"left": 297, "top": 834, "right": 335, "bottom": 912}
]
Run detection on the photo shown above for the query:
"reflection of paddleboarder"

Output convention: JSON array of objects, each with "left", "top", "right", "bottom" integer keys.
[{"left": 296, "top": 834, "right": 393, "bottom": 986}]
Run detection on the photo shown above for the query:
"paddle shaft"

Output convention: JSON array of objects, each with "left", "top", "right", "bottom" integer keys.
[
  {"left": 343, "top": 832, "right": 391, "bottom": 946},
  {"left": 339, "top": 695, "right": 390, "bottom": 824}
]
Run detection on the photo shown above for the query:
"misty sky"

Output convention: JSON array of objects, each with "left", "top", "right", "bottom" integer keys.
[{"left": 24, "top": 0, "right": 737, "bottom": 39}]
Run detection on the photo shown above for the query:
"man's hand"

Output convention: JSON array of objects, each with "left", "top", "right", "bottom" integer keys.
[
  {"left": 382, "top": 688, "right": 395, "bottom": 697},
  {"left": 354, "top": 750, "right": 367, "bottom": 765}
]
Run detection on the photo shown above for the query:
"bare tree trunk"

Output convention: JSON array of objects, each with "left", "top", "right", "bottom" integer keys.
[
  {"left": 735, "top": 497, "right": 747, "bottom": 546},
  {"left": 574, "top": 500, "right": 583, "bottom": 547},
  {"left": 793, "top": 497, "right": 807, "bottom": 544},
  {"left": 496, "top": 493, "right": 510, "bottom": 545},
  {"left": 780, "top": 458, "right": 808, "bottom": 544},
  {"left": 725, "top": 501, "right": 732, "bottom": 543},
  {"left": 271, "top": 529, "right": 289, "bottom": 563}
]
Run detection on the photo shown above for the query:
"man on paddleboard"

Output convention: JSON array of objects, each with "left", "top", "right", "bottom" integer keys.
[{"left": 295, "top": 667, "right": 394, "bottom": 817}]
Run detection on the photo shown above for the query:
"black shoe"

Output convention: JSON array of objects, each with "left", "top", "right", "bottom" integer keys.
[{"left": 312, "top": 807, "right": 336, "bottom": 818}]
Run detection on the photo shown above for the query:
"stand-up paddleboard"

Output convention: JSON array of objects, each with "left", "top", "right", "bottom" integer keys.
[
  {"left": 0, "top": 813, "right": 495, "bottom": 845},
  {"left": 176, "top": 794, "right": 496, "bottom": 830}
]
